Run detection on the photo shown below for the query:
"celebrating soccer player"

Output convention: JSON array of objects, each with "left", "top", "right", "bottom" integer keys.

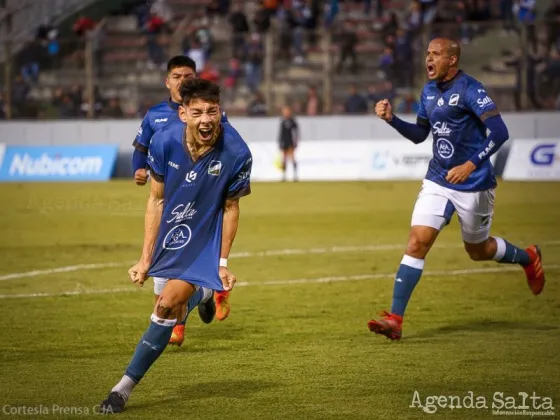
[
  {"left": 367, "top": 38, "right": 545, "bottom": 341},
  {"left": 100, "top": 79, "right": 252, "bottom": 413},
  {"left": 132, "top": 56, "right": 233, "bottom": 347}
]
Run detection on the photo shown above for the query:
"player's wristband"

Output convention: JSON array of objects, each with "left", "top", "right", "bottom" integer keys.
[{"left": 219, "top": 258, "right": 228, "bottom": 268}]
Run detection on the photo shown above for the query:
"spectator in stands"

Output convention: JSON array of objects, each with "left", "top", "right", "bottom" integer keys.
[
  {"left": 195, "top": 23, "right": 214, "bottom": 60},
  {"left": 324, "top": 0, "right": 340, "bottom": 28},
  {"left": 500, "top": 0, "right": 515, "bottom": 35},
  {"left": 263, "top": 0, "right": 279, "bottom": 15},
  {"left": 199, "top": 61, "right": 220, "bottom": 83},
  {"left": 381, "top": 12, "right": 399, "bottom": 40},
  {"left": 145, "top": 12, "right": 166, "bottom": 69},
  {"left": 305, "top": 85, "right": 322, "bottom": 115},
  {"left": 379, "top": 47, "right": 394, "bottom": 81},
  {"left": 378, "top": 80, "right": 395, "bottom": 101},
  {"left": 229, "top": 4, "right": 250, "bottom": 58},
  {"left": 150, "top": 0, "right": 173, "bottom": 33},
  {"left": 69, "top": 84, "right": 84, "bottom": 111},
  {"left": 224, "top": 57, "right": 242, "bottom": 103},
  {"left": 366, "top": 84, "right": 382, "bottom": 105},
  {"left": 344, "top": 85, "right": 368, "bottom": 114},
  {"left": 247, "top": 91, "right": 268, "bottom": 116},
  {"left": 276, "top": 3, "right": 294, "bottom": 62},
  {"left": 187, "top": 40, "right": 206, "bottom": 74},
  {"left": 336, "top": 22, "right": 358, "bottom": 74},
  {"left": 455, "top": 1, "right": 471, "bottom": 44},
  {"left": 291, "top": 2, "right": 310, "bottom": 64},
  {"left": 393, "top": 28, "right": 413, "bottom": 87},
  {"left": 206, "top": 0, "right": 222, "bottom": 23},
  {"left": 418, "top": 0, "right": 438, "bottom": 26},
  {"left": 516, "top": 0, "right": 537, "bottom": 49},
  {"left": 244, "top": 33, "right": 265, "bottom": 92},
  {"left": 100, "top": 97, "right": 124, "bottom": 118},
  {"left": 545, "top": 0, "right": 560, "bottom": 55},
  {"left": 72, "top": 15, "right": 97, "bottom": 67},
  {"left": 11, "top": 75, "right": 30, "bottom": 117},
  {"left": 396, "top": 93, "right": 420, "bottom": 114},
  {"left": 253, "top": 4, "right": 272, "bottom": 34},
  {"left": 58, "top": 94, "right": 79, "bottom": 119},
  {"left": 20, "top": 39, "right": 42, "bottom": 84},
  {"left": 73, "top": 15, "right": 96, "bottom": 37}
]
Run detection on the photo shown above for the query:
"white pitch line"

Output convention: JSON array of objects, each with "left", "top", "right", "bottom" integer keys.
[
  {"left": 0, "top": 264, "right": 557, "bottom": 300},
  {"left": 0, "top": 243, "right": 412, "bottom": 282},
  {"left": 1, "top": 240, "right": 559, "bottom": 283}
]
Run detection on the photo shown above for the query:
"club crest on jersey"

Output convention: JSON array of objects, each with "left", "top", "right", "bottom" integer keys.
[
  {"left": 163, "top": 224, "right": 192, "bottom": 250},
  {"left": 437, "top": 98, "right": 444, "bottom": 107},
  {"left": 208, "top": 160, "right": 222, "bottom": 176},
  {"left": 448, "top": 94, "right": 459, "bottom": 106},
  {"left": 436, "top": 138, "right": 455, "bottom": 159}
]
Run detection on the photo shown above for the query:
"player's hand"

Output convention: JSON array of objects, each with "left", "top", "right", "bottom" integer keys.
[
  {"left": 219, "top": 266, "right": 236, "bottom": 291},
  {"left": 446, "top": 161, "right": 476, "bottom": 184},
  {"left": 128, "top": 260, "right": 150, "bottom": 287},
  {"left": 134, "top": 169, "right": 148, "bottom": 186},
  {"left": 375, "top": 99, "right": 393, "bottom": 122}
]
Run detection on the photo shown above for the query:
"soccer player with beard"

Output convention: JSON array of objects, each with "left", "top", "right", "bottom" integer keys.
[
  {"left": 367, "top": 38, "right": 545, "bottom": 341},
  {"left": 132, "top": 56, "right": 234, "bottom": 346},
  {"left": 100, "top": 79, "right": 252, "bottom": 413}
]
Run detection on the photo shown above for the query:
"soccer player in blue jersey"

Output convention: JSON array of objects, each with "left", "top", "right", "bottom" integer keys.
[
  {"left": 132, "top": 55, "right": 230, "bottom": 186},
  {"left": 132, "top": 56, "right": 233, "bottom": 346},
  {"left": 100, "top": 79, "right": 252, "bottom": 413},
  {"left": 367, "top": 38, "right": 545, "bottom": 341}
]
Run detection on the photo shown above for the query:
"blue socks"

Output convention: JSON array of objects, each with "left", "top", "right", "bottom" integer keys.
[
  {"left": 492, "top": 237, "right": 531, "bottom": 266},
  {"left": 125, "top": 314, "right": 176, "bottom": 383},
  {"left": 125, "top": 287, "right": 205, "bottom": 382},
  {"left": 391, "top": 255, "right": 425, "bottom": 317}
]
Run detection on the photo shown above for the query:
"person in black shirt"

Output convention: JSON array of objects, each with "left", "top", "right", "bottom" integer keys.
[{"left": 278, "top": 105, "right": 299, "bottom": 182}]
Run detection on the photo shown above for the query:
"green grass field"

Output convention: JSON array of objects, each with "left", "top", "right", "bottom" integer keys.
[{"left": 0, "top": 181, "right": 558, "bottom": 420}]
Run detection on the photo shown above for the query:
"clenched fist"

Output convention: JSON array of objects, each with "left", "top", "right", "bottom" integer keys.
[
  {"left": 375, "top": 99, "right": 393, "bottom": 122},
  {"left": 134, "top": 168, "right": 148, "bottom": 186}
]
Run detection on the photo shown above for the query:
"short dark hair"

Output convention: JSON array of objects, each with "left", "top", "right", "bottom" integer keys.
[
  {"left": 167, "top": 55, "right": 196, "bottom": 74},
  {"left": 179, "top": 78, "right": 221, "bottom": 106}
]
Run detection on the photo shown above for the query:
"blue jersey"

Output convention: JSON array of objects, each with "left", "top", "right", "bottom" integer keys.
[
  {"left": 133, "top": 99, "right": 230, "bottom": 151},
  {"left": 417, "top": 71, "right": 500, "bottom": 191},
  {"left": 146, "top": 122, "right": 252, "bottom": 290}
]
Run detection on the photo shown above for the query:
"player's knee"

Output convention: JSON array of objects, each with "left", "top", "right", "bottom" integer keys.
[
  {"left": 406, "top": 235, "right": 431, "bottom": 258},
  {"left": 154, "top": 297, "right": 177, "bottom": 319}
]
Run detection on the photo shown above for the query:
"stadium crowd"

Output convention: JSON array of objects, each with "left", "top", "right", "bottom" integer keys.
[{"left": 1, "top": 0, "right": 559, "bottom": 119}]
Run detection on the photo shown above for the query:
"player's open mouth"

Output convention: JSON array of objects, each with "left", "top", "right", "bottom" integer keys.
[
  {"left": 199, "top": 127, "right": 213, "bottom": 141},
  {"left": 427, "top": 64, "right": 436, "bottom": 77}
]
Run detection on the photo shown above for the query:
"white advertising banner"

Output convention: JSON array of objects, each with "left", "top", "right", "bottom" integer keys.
[
  {"left": 503, "top": 139, "right": 560, "bottom": 180},
  {"left": 246, "top": 139, "right": 501, "bottom": 182},
  {"left": 246, "top": 140, "right": 436, "bottom": 181}
]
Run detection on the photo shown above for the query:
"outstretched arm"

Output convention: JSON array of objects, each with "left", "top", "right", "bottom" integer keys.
[
  {"left": 375, "top": 99, "right": 430, "bottom": 144},
  {"left": 387, "top": 115, "right": 431, "bottom": 144}
]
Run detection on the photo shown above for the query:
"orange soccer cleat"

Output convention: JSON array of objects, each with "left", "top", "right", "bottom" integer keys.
[
  {"left": 214, "top": 290, "right": 231, "bottom": 321},
  {"left": 523, "top": 245, "right": 545, "bottom": 295},
  {"left": 168, "top": 324, "right": 185, "bottom": 346},
  {"left": 367, "top": 311, "right": 403, "bottom": 341}
]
